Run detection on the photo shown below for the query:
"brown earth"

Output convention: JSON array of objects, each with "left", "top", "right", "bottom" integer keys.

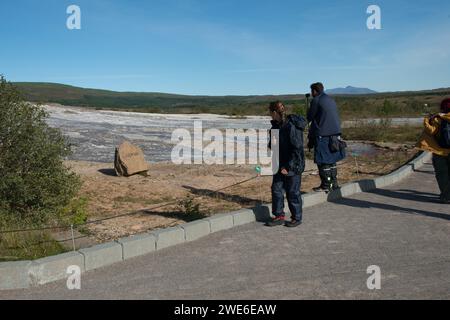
[{"left": 63, "top": 144, "right": 418, "bottom": 245}]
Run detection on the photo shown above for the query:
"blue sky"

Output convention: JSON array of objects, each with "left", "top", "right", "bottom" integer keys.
[{"left": 1, "top": 0, "right": 449, "bottom": 95}]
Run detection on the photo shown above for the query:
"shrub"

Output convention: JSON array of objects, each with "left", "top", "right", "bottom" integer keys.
[
  {"left": 292, "top": 103, "right": 307, "bottom": 117},
  {"left": 378, "top": 99, "right": 396, "bottom": 117},
  {"left": 177, "top": 196, "right": 204, "bottom": 220},
  {"left": 0, "top": 76, "right": 81, "bottom": 227}
]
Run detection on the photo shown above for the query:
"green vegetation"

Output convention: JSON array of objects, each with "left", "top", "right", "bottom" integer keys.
[
  {"left": 177, "top": 196, "right": 205, "bottom": 221},
  {"left": 0, "top": 231, "right": 67, "bottom": 262},
  {"left": 342, "top": 120, "right": 423, "bottom": 143},
  {"left": 14, "top": 82, "right": 450, "bottom": 119},
  {"left": 0, "top": 77, "right": 84, "bottom": 260}
]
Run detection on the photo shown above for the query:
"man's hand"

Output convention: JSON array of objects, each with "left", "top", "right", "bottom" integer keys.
[{"left": 281, "top": 168, "right": 289, "bottom": 176}]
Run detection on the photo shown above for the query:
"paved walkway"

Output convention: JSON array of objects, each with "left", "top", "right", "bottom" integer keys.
[{"left": 1, "top": 162, "right": 449, "bottom": 299}]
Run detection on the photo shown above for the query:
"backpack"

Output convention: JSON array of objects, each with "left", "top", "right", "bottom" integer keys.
[{"left": 437, "top": 119, "right": 450, "bottom": 149}]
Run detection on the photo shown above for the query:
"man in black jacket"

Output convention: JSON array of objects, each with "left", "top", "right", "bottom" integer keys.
[
  {"left": 307, "top": 83, "right": 345, "bottom": 192},
  {"left": 266, "top": 101, "right": 307, "bottom": 228}
]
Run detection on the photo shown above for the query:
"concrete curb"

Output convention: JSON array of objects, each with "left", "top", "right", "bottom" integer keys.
[
  {"left": 151, "top": 226, "right": 185, "bottom": 251},
  {"left": 79, "top": 242, "right": 123, "bottom": 272},
  {"left": 117, "top": 233, "right": 156, "bottom": 260},
  {"left": 0, "top": 152, "right": 432, "bottom": 290},
  {"left": 29, "top": 252, "right": 85, "bottom": 286}
]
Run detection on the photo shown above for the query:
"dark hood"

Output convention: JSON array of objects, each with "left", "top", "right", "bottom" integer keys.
[{"left": 287, "top": 114, "right": 307, "bottom": 131}]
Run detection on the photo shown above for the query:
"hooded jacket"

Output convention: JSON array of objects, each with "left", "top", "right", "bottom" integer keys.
[
  {"left": 416, "top": 113, "right": 450, "bottom": 157},
  {"left": 270, "top": 114, "right": 307, "bottom": 175}
]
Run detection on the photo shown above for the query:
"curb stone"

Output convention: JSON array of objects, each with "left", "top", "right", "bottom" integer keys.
[
  {"left": 151, "top": 226, "right": 185, "bottom": 250},
  {"left": 180, "top": 220, "right": 211, "bottom": 242},
  {"left": 0, "top": 261, "right": 32, "bottom": 290},
  {"left": 79, "top": 242, "right": 123, "bottom": 271},
  {"left": 28, "top": 251, "right": 84, "bottom": 286},
  {"left": 117, "top": 233, "right": 156, "bottom": 260},
  {"left": 206, "top": 213, "right": 234, "bottom": 233}
]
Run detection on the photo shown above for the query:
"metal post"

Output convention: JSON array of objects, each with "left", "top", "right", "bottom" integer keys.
[
  {"left": 258, "top": 176, "right": 263, "bottom": 205},
  {"left": 70, "top": 224, "right": 76, "bottom": 251},
  {"left": 354, "top": 155, "right": 360, "bottom": 179},
  {"left": 255, "top": 166, "right": 263, "bottom": 206}
]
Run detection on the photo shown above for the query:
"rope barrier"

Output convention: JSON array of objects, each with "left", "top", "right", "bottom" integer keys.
[
  {"left": 0, "top": 150, "right": 414, "bottom": 237},
  {"left": 0, "top": 175, "right": 259, "bottom": 235}
]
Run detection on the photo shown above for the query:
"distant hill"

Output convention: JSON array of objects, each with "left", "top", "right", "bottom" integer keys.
[
  {"left": 326, "top": 86, "right": 378, "bottom": 95},
  {"left": 11, "top": 82, "right": 450, "bottom": 117},
  {"left": 12, "top": 82, "right": 305, "bottom": 115}
]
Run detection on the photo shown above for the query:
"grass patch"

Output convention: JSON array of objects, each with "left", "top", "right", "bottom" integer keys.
[
  {"left": 0, "top": 229, "right": 67, "bottom": 262},
  {"left": 342, "top": 121, "right": 423, "bottom": 143}
]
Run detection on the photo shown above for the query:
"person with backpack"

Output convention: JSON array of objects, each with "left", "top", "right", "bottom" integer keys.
[
  {"left": 416, "top": 98, "right": 450, "bottom": 204},
  {"left": 307, "top": 82, "right": 346, "bottom": 193},
  {"left": 266, "top": 101, "right": 307, "bottom": 228}
]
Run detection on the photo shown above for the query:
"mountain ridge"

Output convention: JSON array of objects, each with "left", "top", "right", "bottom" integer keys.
[
  {"left": 10, "top": 82, "right": 450, "bottom": 116},
  {"left": 326, "top": 86, "right": 378, "bottom": 95}
]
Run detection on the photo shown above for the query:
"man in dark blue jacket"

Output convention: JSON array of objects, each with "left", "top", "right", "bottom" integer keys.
[
  {"left": 266, "top": 101, "right": 307, "bottom": 228},
  {"left": 307, "top": 82, "right": 345, "bottom": 192}
]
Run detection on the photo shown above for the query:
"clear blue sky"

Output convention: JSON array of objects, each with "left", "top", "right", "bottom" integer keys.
[{"left": 1, "top": 0, "right": 449, "bottom": 95}]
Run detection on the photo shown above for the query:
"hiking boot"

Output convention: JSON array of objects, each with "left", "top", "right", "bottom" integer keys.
[
  {"left": 265, "top": 216, "right": 285, "bottom": 227},
  {"left": 330, "top": 166, "right": 340, "bottom": 191},
  {"left": 285, "top": 219, "right": 302, "bottom": 228},
  {"left": 317, "top": 164, "right": 333, "bottom": 193},
  {"left": 313, "top": 185, "right": 331, "bottom": 193}
]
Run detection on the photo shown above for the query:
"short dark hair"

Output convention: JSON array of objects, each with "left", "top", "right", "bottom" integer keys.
[
  {"left": 268, "top": 101, "right": 287, "bottom": 122},
  {"left": 441, "top": 98, "right": 450, "bottom": 113},
  {"left": 269, "top": 101, "right": 285, "bottom": 113},
  {"left": 310, "top": 82, "right": 324, "bottom": 94}
]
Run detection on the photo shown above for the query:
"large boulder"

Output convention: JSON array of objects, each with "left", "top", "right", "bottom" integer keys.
[{"left": 114, "top": 141, "right": 149, "bottom": 177}]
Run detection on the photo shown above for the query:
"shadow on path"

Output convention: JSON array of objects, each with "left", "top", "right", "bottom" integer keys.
[
  {"left": 332, "top": 195, "right": 450, "bottom": 222},
  {"left": 368, "top": 188, "right": 441, "bottom": 205}
]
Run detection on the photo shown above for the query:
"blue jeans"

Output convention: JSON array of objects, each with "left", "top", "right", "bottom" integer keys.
[{"left": 271, "top": 173, "right": 303, "bottom": 221}]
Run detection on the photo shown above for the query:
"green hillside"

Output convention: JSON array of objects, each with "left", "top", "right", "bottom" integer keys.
[{"left": 13, "top": 82, "right": 450, "bottom": 119}]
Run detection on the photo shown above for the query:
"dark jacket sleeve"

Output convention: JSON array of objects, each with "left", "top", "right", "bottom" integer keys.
[
  {"left": 286, "top": 125, "right": 304, "bottom": 173},
  {"left": 307, "top": 97, "right": 319, "bottom": 123}
]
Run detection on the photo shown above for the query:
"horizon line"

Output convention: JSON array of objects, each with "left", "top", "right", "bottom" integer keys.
[{"left": 11, "top": 80, "right": 450, "bottom": 97}]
